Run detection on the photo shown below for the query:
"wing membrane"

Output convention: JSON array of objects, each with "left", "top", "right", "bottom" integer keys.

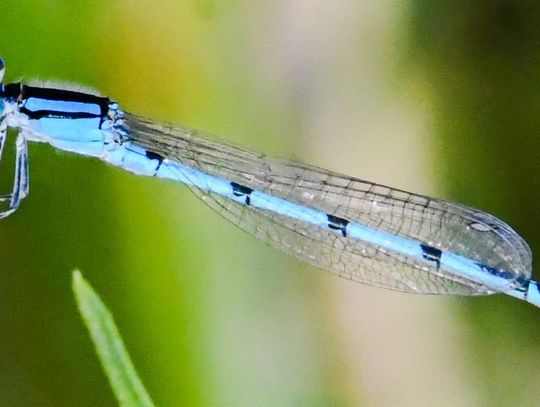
[{"left": 126, "top": 114, "right": 532, "bottom": 294}]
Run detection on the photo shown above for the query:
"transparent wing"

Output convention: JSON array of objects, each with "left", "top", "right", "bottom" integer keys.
[{"left": 126, "top": 114, "right": 532, "bottom": 295}]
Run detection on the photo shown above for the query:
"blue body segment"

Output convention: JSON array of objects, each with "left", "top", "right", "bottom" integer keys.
[
  {"left": 141, "top": 157, "right": 522, "bottom": 293},
  {"left": 32, "top": 117, "right": 107, "bottom": 155},
  {"left": 0, "top": 59, "right": 538, "bottom": 309}
]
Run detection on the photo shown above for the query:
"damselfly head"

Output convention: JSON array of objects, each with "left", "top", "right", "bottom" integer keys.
[
  {"left": 0, "top": 58, "right": 4, "bottom": 119},
  {"left": 0, "top": 58, "right": 4, "bottom": 84}
]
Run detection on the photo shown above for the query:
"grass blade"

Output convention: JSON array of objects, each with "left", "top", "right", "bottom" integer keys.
[{"left": 72, "top": 270, "right": 155, "bottom": 407}]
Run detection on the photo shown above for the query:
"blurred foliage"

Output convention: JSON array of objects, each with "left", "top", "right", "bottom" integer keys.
[
  {"left": 406, "top": 1, "right": 540, "bottom": 405},
  {"left": 73, "top": 271, "right": 155, "bottom": 407}
]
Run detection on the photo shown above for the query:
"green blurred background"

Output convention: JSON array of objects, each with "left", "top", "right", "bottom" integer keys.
[{"left": 0, "top": 1, "right": 540, "bottom": 406}]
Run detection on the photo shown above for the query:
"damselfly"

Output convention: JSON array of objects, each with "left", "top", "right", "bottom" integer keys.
[{"left": 0, "top": 58, "right": 537, "bottom": 307}]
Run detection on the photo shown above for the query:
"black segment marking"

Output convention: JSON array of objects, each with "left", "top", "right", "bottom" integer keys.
[
  {"left": 475, "top": 262, "right": 526, "bottom": 286},
  {"left": 145, "top": 151, "right": 164, "bottom": 172},
  {"left": 327, "top": 214, "right": 349, "bottom": 237},
  {"left": 145, "top": 151, "right": 164, "bottom": 161},
  {"left": 420, "top": 244, "right": 442, "bottom": 269},
  {"left": 231, "top": 182, "right": 253, "bottom": 205}
]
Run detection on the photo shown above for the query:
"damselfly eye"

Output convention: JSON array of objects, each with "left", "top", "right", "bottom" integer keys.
[
  {"left": 0, "top": 57, "right": 5, "bottom": 117},
  {"left": 0, "top": 57, "right": 6, "bottom": 120},
  {"left": 0, "top": 58, "right": 5, "bottom": 84}
]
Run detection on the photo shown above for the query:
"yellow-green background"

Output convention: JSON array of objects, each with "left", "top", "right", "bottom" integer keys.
[{"left": 1, "top": 1, "right": 540, "bottom": 406}]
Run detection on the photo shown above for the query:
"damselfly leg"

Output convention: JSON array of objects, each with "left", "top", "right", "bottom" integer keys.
[
  {"left": 0, "top": 58, "right": 30, "bottom": 218},
  {"left": 0, "top": 130, "right": 29, "bottom": 219}
]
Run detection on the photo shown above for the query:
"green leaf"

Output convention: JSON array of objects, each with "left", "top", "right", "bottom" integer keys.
[{"left": 72, "top": 270, "right": 155, "bottom": 407}]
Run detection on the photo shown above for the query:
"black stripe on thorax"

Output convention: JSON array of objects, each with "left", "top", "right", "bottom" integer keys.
[
  {"left": 3, "top": 83, "right": 111, "bottom": 119},
  {"left": 18, "top": 108, "right": 102, "bottom": 120},
  {"left": 22, "top": 85, "right": 110, "bottom": 115}
]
